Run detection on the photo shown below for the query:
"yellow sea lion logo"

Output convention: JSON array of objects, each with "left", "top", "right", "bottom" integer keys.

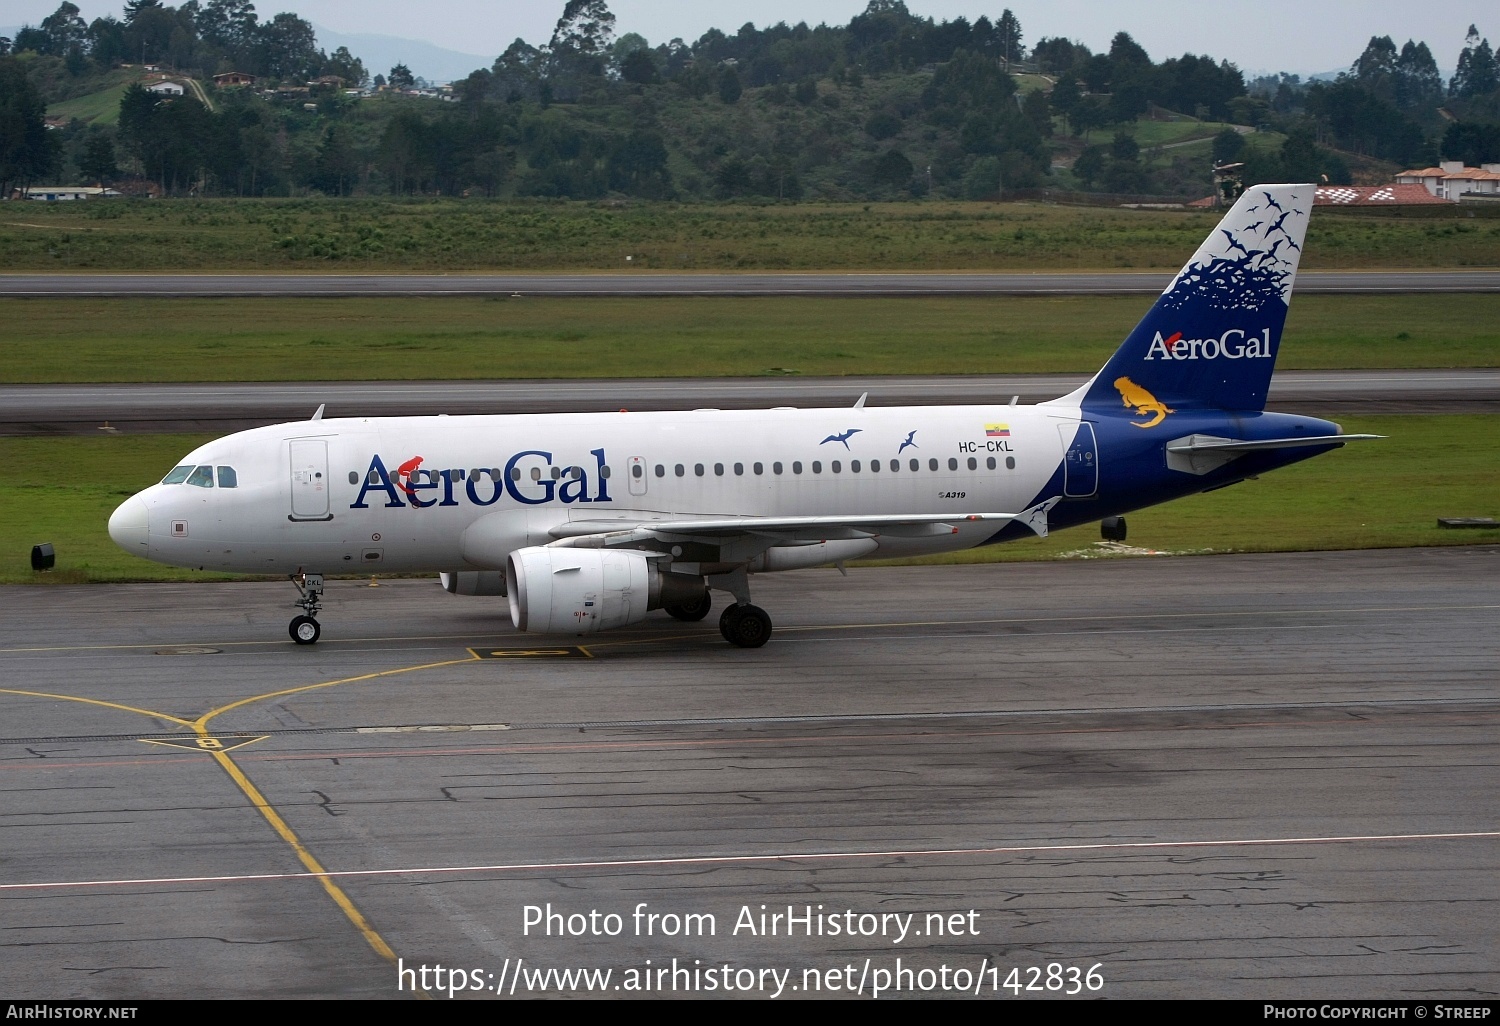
[{"left": 1114, "top": 376, "right": 1174, "bottom": 428}]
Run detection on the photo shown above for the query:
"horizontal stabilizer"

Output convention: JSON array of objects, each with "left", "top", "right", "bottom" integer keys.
[
  {"left": 1167, "top": 433, "right": 1384, "bottom": 453},
  {"left": 1166, "top": 432, "right": 1383, "bottom": 475}
]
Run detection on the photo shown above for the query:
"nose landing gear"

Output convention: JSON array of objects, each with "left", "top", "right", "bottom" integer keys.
[{"left": 289, "top": 572, "right": 324, "bottom": 645}]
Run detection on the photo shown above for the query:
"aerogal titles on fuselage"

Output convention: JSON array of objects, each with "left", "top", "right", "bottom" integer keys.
[
  {"left": 1145, "top": 328, "right": 1274, "bottom": 361},
  {"left": 350, "top": 448, "right": 612, "bottom": 510}
]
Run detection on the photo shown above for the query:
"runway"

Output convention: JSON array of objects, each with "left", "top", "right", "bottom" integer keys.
[
  {"left": 4, "top": 369, "right": 1496, "bottom": 435},
  {"left": 3, "top": 269, "right": 1499, "bottom": 297},
  {"left": 1, "top": 547, "right": 1496, "bottom": 999}
]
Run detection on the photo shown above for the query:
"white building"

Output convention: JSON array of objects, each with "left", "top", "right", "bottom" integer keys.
[
  {"left": 1396, "top": 161, "right": 1500, "bottom": 199},
  {"left": 147, "top": 81, "right": 185, "bottom": 96},
  {"left": 11, "top": 187, "right": 122, "bottom": 201}
]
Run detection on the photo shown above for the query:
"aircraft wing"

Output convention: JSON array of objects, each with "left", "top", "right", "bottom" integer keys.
[{"left": 549, "top": 498, "right": 1062, "bottom": 547}]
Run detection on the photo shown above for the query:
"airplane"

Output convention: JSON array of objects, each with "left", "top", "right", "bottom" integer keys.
[{"left": 108, "top": 184, "right": 1380, "bottom": 649}]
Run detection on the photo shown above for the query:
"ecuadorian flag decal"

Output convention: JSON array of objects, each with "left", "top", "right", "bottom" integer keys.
[{"left": 985, "top": 423, "right": 1011, "bottom": 437}]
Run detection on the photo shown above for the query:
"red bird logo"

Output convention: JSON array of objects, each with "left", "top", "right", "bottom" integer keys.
[{"left": 394, "top": 456, "right": 424, "bottom": 498}]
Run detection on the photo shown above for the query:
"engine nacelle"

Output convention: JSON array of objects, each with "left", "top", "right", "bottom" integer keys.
[
  {"left": 505, "top": 547, "right": 705, "bottom": 635},
  {"left": 440, "top": 571, "right": 507, "bottom": 596}
]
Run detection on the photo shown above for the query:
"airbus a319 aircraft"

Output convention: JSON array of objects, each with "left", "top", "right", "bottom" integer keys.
[{"left": 109, "top": 184, "right": 1377, "bottom": 648}]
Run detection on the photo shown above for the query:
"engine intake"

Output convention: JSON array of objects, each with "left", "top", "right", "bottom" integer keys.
[{"left": 505, "top": 547, "right": 706, "bottom": 635}]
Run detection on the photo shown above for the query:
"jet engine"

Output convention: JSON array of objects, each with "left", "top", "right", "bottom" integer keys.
[
  {"left": 439, "top": 571, "right": 508, "bottom": 596},
  {"left": 505, "top": 547, "right": 706, "bottom": 635}
]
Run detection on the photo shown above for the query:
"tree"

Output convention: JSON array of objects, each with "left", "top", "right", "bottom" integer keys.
[
  {"left": 872, "top": 148, "right": 913, "bottom": 189},
  {"left": 258, "top": 12, "right": 319, "bottom": 80},
  {"left": 1212, "top": 127, "right": 1245, "bottom": 164},
  {"left": 1451, "top": 25, "right": 1499, "bottom": 99},
  {"left": 1049, "top": 74, "right": 1081, "bottom": 130},
  {"left": 324, "top": 46, "right": 366, "bottom": 88},
  {"left": 40, "top": 3, "right": 87, "bottom": 57},
  {"left": 620, "top": 48, "right": 658, "bottom": 85},
  {"left": 1351, "top": 35, "right": 1398, "bottom": 101},
  {"left": 1443, "top": 121, "right": 1500, "bottom": 164},
  {"left": 388, "top": 63, "right": 415, "bottom": 90},
  {"left": 717, "top": 64, "right": 742, "bottom": 104},
  {"left": 995, "top": 9, "right": 1022, "bottom": 69},
  {"left": 1072, "top": 144, "right": 1105, "bottom": 186},
  {"left": 77, "top": 129, "right": 119, "bottom": 183},
  {"left": 1394, "top": 40, "right": 1442, "bottom": 110},
  {"left": 0, "top": 58, "right": 59, "bottom": 197},
  {"left": 549, "top": 0, "right": 615, "bottom": 81},
  {"left": 122, "top": 0, "right": 163, "bottom": 26}
]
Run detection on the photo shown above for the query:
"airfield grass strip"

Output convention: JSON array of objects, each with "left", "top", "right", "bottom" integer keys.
[
  {"left": 2, "top": 199, "right": 1497, "bottom": 272},
  {"left": 2, "top": 294, "right": 1497, "bottom": 383},
  {"left": 1, "top": 416, "right": 1494, "bottom": 585}
]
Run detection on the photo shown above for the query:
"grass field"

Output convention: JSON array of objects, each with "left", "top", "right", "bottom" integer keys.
[
  {"left": 3, "top": 199, "right": 1497, "bottom": 271},
  {"left": 2, "top": 294, "right": 1496, "bottom": 383},
  {"left": 2, "top": 416, "right": 1493, "bottom": 585}
]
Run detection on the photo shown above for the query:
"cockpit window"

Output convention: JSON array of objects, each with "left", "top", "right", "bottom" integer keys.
[
  {"left": 186, "top": 465, "right": 215, "bottom": 488},
  {"left": 217, "top": 466, "right": 238, "bottom": 488},
  {"left": 161, "top": 465, "right": 194, "bottom": 485}
]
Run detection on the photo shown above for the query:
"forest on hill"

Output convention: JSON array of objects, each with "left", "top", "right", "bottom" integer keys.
[{"left": 3, "top": 0, "right": 1499, "bottom": 202}]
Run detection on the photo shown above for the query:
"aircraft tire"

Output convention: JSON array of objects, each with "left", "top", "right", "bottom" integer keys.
[
  {"left": 289, "top": 615, "right": 321, "bottom": 645},
  {"left": 720, "top": 604, "right": 772, "bottom": 648},
  {"left": 665, "top": 591, "right": 713, "bottom": 622}
]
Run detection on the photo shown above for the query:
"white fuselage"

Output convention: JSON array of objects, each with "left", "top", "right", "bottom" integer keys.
[{"left": 116, "top": 403, "right": 1082, "bottom": 575}]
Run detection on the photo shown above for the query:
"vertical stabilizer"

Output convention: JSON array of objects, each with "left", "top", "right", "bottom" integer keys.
[{"left": 1069, "top": 184, "right": 1313, "bottom": 416}]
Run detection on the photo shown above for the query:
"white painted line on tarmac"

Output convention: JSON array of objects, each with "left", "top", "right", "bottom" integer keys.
[{"left": 3, "top": 829, "right": 1496, "bottom": 892}]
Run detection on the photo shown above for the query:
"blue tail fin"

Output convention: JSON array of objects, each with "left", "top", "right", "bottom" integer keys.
[{"left": 1072, "top": 184, "right": 1314, "bottom": 417}]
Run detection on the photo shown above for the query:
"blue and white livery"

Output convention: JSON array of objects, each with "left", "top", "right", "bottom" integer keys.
[{"left": 108, "top": 185, "right": 1378, "bottom": 648}]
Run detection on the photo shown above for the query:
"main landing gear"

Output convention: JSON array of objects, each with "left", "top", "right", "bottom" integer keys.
[
  {"left": 289, "top": 572, "right": 324, "bottom": 645},
  {"left": 719, "top": 603, "right": 772, "bottom": 648}
]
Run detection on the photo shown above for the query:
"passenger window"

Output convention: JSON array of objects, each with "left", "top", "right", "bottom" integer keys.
[
  {"left": 631, "top": 464, "right": 643, "bottom": 479},
  {"left": 1006, "top": 456, "right": 1016, "bottom": 469},
  {"left": 675, "top": 464, "right": 685, "bottom": 477},
  {"left": 792, "top": 461, "right": 802, "bottom": 474},
  {"left": 216, "top": 466, "right": 237, "bottom": 488},
  {"left": 812, "top": 461, "right": 822, "bottom": 474},
  {"left": 186, "top": 465, "right": 214, "bottom": 488},
  {"left": 890, "top": 459, "right": 900, "bottom": 472},
  {"left": 910, "top": 459, "right": 919, "bottom": 472},
  {"left": 773, "top": 462, "right": 783, "bottom": 475},
  {"left": 510, "top": 467, "right": 521, "bottom": 481},
  {"left": 753, "top": 462, "right": 764, "bottom": 475},
  {"left": 928, "top": 458, "right": 939, "bottom": 471},
  {"left": 569, "top": 467, "right": 582, "bottom": 480},
  {"left": 851, "top": 460, "right": 861, "bottom": 472},
  {"left": 948, "top": 458, "right": 959, "bottom": 471},
  {"left": 531, "top": 467, "right": 541, "bottom": 481},
  {"left": 694, "top": 463, "right": 704, "bottom": 476},
  {"left": 600, "top": 465, "right": 611, "bottom": 478},
  {"left": 986, "top": 457, "right": 996, "bottom": 470},
  {"left": 161, "top": 465, "right": 194, "bottom": 485},
  {"left": 551, "top": 466, "right": 563, "bottom": 480},
  {"left": 655, "top": 464, "right": 665, "bottom": 478},
  {"left": 714, "top": 463, "right": 724, "bottom": 476},
  {"left": 734, "top": 462, "right": 744, "bottom": 476},
  {"left": 869, "top": 459, "right": 879, "bottom": 473},
  {"left": 832, "top": 461, "right": 841, "bottom": 473},
  {"left": 967, "top": 457, "right": 978, "bottom": 470}
]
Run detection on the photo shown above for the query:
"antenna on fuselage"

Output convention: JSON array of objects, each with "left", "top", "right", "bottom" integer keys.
[
  {"left": 853, "top": 392, "right": 868, "bottom": 409},
  {"left": 310, "top": 404, "right": 325, "bottom": 421}
]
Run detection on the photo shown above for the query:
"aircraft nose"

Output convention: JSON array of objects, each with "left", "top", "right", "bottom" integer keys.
[{"left": 108, "top": 495, "right": 149, "bottom": 553}]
